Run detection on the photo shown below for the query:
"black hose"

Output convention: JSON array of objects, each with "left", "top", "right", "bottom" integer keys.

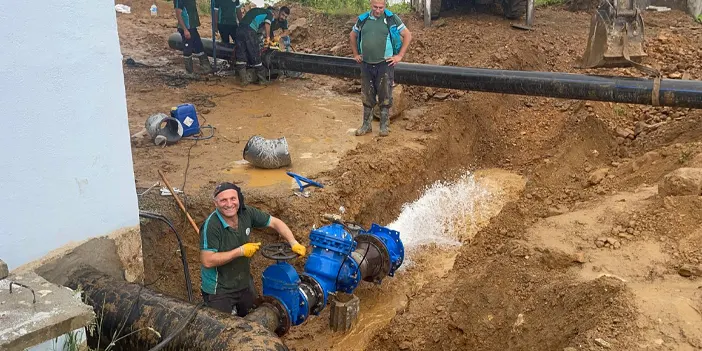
[
  {"left": 148, "top": 302, "right": 204, "bottom": 351},
  {"left": 139, "top": 211, "right": 194, "bottom": 303}
]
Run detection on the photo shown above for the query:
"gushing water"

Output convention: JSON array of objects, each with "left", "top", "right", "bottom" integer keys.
[{"left": 386, "top": 171, "right": 494, "bottom": 259}]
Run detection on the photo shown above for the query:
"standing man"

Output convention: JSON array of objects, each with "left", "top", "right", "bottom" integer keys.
[
  {"left": 350, "top": 0, "right": 412, "bottom": 137},
  {"left": 174, "top": 0, "right": 213, "bottom": 74},
  {"left": 200, "top": 182, "right": 306, "bottom": 316},
  {"left": 214, "top": 0, "right": 244, "bottom": 48},
  {"left": 235, "top": 6, "right": 290, "bottom": 86}
]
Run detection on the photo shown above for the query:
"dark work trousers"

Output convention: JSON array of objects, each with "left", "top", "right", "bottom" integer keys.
[
  {"left": 234, "top": 26, "right": 263, "bottom": 68},
  {"left": 177, "top": 27, "right": 205, "bottom": 57},
  {"left": 218, "top": 23, "right": 238, "bottom": 46},
  {"left": 201, "top": 284, "right": 256, "bottom": 317},
  {"left": 361, "top": 61, "right": 395, "bottom": 109}
]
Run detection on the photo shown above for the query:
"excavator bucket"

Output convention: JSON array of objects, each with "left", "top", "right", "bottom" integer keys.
[{"left": 581, "top": 0, "right": 647, "bottom": 68}]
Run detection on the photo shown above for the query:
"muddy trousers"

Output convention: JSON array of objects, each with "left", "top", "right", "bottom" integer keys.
[
  {"left": 361, "top": 61, "right": 394, "bottom": 109},
  {"left": 178, "top": 27, "right": 205, "bottom": 56},
  {"left": 202, "top": 285, "right": 256, "bottom": 317},
  {"left": 234, "top": 26, "right": 263, "bottom": 69}
]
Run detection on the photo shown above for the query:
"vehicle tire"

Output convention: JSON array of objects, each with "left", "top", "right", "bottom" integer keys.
[
  {"left": 502, "top": 0, "right": 526, "bottom": 19},
  {"left": 430, "top": 0, "right": 442, "bottom": 19}
]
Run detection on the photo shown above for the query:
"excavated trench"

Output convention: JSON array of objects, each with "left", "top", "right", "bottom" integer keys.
[
  {"left": 132, "top": 96, "right": 515, "bottom": 348},
  {"left": 130, "top": 90, "right": 638, "bottom": 350}
]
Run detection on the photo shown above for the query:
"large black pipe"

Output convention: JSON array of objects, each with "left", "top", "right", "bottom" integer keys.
[
  {"left": 167, "top": 33, "right": 702, "bottom": 109},
  {"left": 66, "top": 266, "right": 287, "bottom": 351}
]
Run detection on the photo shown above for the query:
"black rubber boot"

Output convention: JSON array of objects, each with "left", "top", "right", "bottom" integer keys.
[
  {"left": 355, "top": 106, "right": 373, "bottom": 136},
  {"left": 256, "top": 66, "right": 269, "bottom": 85},
  {"left": 183, "top": 56, "right": 194, "bottom": 74},
  {"left": 237, "top": 66, "right": 249, "bottom": 86},
  {"left": 196, "top": 53, "right": 213, "bottom": 74},
  {"left": 379, "top": 107, "right": 390, "bottom": 137}
]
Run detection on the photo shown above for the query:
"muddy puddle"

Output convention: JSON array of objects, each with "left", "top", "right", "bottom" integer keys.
[
  {"left": 223, "top": 160, "right": 296, "bottom": 188},
  {"left": 284, "top": 169, "right": 526, "bottom": 350}
]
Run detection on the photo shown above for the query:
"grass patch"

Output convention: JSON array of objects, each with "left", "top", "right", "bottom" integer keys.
[
  {"left": 678, "top": 149, "right": 693, "bottom": 164},
  {"left": 291, "top": 0, "right": 413, "bottom": 16},
  {"left": 613, "top": 105, "right": 627, "bottom": 117},
  {"left": 535, "top": 0, "right": 564, "bottom": 7},
  {"left": 696, "top": 14, "right": 702, "bottom": 23},
  {"left": 197, "top": 0, "right": 212, "bottom": 15}
]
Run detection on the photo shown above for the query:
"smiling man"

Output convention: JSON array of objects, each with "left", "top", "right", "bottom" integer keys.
[{"left": 199, "top": 182, "right": 306, "bottom": 316}]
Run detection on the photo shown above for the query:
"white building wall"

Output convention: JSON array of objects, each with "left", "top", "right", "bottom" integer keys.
[{"left": 0, "top": 0, "right": 138, "bottom": 270}]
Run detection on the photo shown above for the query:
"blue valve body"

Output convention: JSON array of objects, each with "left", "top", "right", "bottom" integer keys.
[
  {"left": 303, "top": 223, "right": 360, "bottom": 309},
  {"left": 364, "top": 223, "right": 404, "bottom": 277},
  {"left": 261, "top": 262, "right": 308, "bottom": 326},
  {"left": 260, "top": 222, "right": 403, "bottom": 329}
]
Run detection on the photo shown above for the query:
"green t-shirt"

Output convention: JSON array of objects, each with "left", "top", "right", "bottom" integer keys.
[
  {"left": 200, "top": 206, "right": 271, "bottom": 294},
  {"left": 174, "top": 0, "right": 201, "bottom": 29},
  {"left": 214, "top": 0, "right": 241, "bottom": 25},
  {"left": 352, "top": 12, "right": 406, "bottom": 64}
]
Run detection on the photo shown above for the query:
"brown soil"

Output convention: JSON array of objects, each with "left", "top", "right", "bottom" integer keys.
[{"left": 116, "top": 1, "right": 702, "bottom": 350}]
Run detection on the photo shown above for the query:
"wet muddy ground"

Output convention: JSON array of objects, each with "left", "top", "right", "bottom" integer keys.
[{"left": 121, "top": 1, "right": 702, "bottom": 350}]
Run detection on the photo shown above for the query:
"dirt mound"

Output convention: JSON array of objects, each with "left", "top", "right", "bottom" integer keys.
[{"left": 374, "top": 263, "right": 635, "bottom": 350}]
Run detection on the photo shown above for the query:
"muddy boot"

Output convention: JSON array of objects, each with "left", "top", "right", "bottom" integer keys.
[
  {"left": 237, "top": 67, "right": 249, "bottom": 86},
  {"left": 256, "top": 66, "right": 269, "bottom": 85},
  {"left": 379, "top": 107, "right": 390, "bottom": 137},
  {"left": 183, "top": 55, "right": 194, "bottom": 74},
  {"left": 197, "top": 53, "right": 213, "bottom": 74},
  {"left": 354, "top": 106, "right": 373, "bottom": 136}
]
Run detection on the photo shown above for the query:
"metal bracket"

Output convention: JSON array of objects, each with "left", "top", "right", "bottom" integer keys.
[{"left": 287, "top": 172, "right": 324, "bottom": 193}]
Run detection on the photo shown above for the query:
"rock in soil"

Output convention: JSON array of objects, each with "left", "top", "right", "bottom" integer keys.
[
  {"left": 658, "top": 168, "right": 702, "bottom": 196},
  {"left": 595, "top": 338, "right": 612, "bottom": 348},
  {"left": 677, "top": 264, "right": 702, "bottom": 277},
  {"left": 588, "top": 168, "right": 610, "bottom": 186}
]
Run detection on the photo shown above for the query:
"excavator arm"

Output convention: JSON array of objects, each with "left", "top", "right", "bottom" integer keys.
[{"left": 581, "top": 0, "right": 648, "bottom": 69}]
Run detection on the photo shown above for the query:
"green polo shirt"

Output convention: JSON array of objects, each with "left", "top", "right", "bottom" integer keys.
[
  {"left": 200, "top": 206, "right": 271, "bottom": 294},
  {"left": 352, "top": 12, "right": 407, "bottom": 64},
  {"left": 174, "top": 0, "right": 201, "bottom": 29},
  {"left": 214, "top": 0, "right": 241, "bottom": 25}
]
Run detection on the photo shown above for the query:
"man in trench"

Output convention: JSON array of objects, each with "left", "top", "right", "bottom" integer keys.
[
  {"left": 199, "top": 182, "right": 306, "bottom": 316},
  {"left": 350, "top": 0, "right": 412, "bottom": 137}
]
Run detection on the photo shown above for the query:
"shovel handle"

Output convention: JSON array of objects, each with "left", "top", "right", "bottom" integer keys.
[{"left": 158, "top": 169, "right": 200, "bottom": 235}]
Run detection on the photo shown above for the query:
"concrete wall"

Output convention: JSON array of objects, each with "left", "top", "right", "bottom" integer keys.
[
  {"left": 690, "top": 0, "right": 702, "bottom": 16},
  {"left": 0, "top": 1, "right": 139, "bottom": 271}
]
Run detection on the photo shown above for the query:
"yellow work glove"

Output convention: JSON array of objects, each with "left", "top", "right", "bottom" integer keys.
[
  {"left": 291, "top": 242, "right": 306, "bottom": 257},
  {"left": 240, "top": 242, "right": 261, "bottom": 258}
]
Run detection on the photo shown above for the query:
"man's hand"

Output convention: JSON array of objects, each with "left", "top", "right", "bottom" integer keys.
[
  {"left": 386, "top": 54, "right": 403, "bottom": 66},
  {"left": 353, "top": 54, "right": 363, "bottom": 63},
  {"left": 184, "top": 29, "right": 191, "bottom": 40},
  {"left": 240, "top": 242, "right": 262, "bottom": 257},
  {"left": 291, "top": 241, "right": 306, "bottom": 256}
]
